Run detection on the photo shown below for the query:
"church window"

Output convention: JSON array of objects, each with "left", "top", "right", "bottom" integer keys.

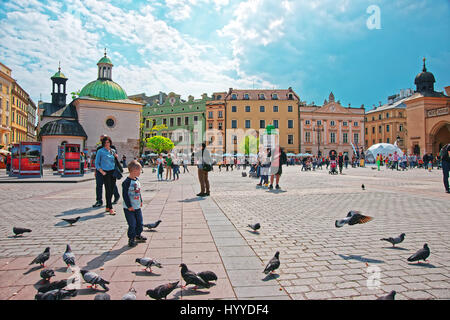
[{"left": 106, "top": 118, "right": 115, "bottom": 128}]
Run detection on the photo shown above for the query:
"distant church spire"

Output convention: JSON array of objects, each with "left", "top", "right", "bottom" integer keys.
[{"left": 422, "top": 57, "right": 427, "bottom": 72}]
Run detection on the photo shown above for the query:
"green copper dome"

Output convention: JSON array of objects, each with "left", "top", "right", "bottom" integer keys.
[
  {"left": 79, "top": 79, "right": 128, "bottom": 101},
  {"left": 51, "top": 70, "right": 67, "bottom": 79},
  {"left": 98, "top": 56, "right": 113, "bottom": 65}
]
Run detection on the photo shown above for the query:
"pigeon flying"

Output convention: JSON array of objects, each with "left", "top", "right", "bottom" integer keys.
[
  {"left": 248, "top": 223, "right": 261, "bottom": 231},
  {"left": 144, "top": 220, "right": 162, "bottom": 230},
  {"left": 197, "top": 271, "right": 218, "bottom": 285},
  {"left": 13, "top": 227, "right": 32, "bottom": 237},
  {"left": 407, "top": 244, "right": 430, "bottom": 263},
  {"left": 335, "top": 211, "right": 373, "bottom": 228},
  {"left": 377, "top": 290, "right": 396, "bottom": 300},
  {"left": 94, "top": 293, "right": 111, "bottom": 300},
  {"left": 135, "top": 258, "right": 162, "bottom": 273},
  {"left": 29, "top": 247, "right": 50, "bottom": 267},
  {"left": 40, "top": 269, "right": 55, "bottom": 282},
  {"left": 80, "top": 269, "right": 110, "bottom": 291},
  {"left": 146, "top": 281, "right": 179, "bottom": 300},
  {"left": 35, "top": 289, "right": 77, "bottom": 300},
  {"left": 180, "top": 263, "right": 210, "bottom": 290},
  {"left": 38, "top": 278, "right": 75, "bottom": 293},
  {"left": 62, "top": 216, "right": 81, "bottom": 226},
  {"left": 380, "top": 233, "right": 406, "bottom": 247},
  {"left": 63, "top": 244, "right": 76, "bottom": 267},
  {"left": 263, "top": 251, "right": 280, "bottom": 274},
  {"left": 122, "top": 288, "right": 137, "bottom": 300}
]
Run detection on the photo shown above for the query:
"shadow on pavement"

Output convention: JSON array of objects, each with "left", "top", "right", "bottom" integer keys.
[
  {"left": 54, "top": 212, "right": 106, "bottom": 227},
  {"left": 178, "top": 197, "right": 206, "bottom": 203},
  {"left": 383, "top": 246, "right": 409, "bottom": 251},
  {"left": 173, "top": 288, "right": 209, "bottom": 298},
  {"left": 23, "top": 265, "right": 44, "bottom": 275},
  {"left": 246, "top": 230, "right": 260, "bottom": 235},
  {"left": 338, "top": 254, "right": 385, "bottom": 264},
  {"left": 132, "top": 271, "right": 161, "bottom": 277},
  {"left": 56, "top": 206, "right": 99, "bottom": 217},
  {"left": 408, "top": 262, "right": 437, "bottom": 268},
  {"left": 83, "top": 246, "right": 131, "bottom": 270},
  {"left": 262, "top": 273, "right": 280, "bottom": 281}
]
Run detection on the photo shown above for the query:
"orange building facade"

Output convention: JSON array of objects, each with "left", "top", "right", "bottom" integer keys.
[{"left": 205, "top": 92, "right": 226, "bottom": 154}]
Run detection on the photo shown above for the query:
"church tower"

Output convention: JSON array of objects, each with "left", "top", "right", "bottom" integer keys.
[
  {"left": 97, "top": 48, "right": 113, "bottom": 80},
  {"left": 51, "top": 62, "right": 68, "bottom": 108}
]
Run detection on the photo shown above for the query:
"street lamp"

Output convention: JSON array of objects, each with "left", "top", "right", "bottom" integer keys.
[{"left": 314, "top": 126, "right": 324, "bottom": 157}]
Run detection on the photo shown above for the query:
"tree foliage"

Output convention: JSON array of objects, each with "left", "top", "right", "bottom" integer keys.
[{"left": 146, "top": 135, "right": 174, "bottom": 153}]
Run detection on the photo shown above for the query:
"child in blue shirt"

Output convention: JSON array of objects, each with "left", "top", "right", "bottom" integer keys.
[{"left": 122, "top": 160, "right": 147, "bottom": 247}]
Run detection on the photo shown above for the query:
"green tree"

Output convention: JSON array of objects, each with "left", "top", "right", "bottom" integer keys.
[
  {"left": 71, "top": 90, "right": 80, "bottom": 100},
  {"left": 146, "top": 135, "right": 174, "bottom": 154}
]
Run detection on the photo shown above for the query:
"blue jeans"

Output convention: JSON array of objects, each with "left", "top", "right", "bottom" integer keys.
[
  {"left": 157, "top": 165, "right": 163, "bottom": 180},
  {"left": 124, "top": 208, "right": 143, "bottom": 240},
  {"left": 442, "top": 161, "right": 449, "bottom": 192}
]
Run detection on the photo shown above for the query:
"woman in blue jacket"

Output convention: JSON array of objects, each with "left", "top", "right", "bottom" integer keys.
[{"left": 95, "top": 136, "right": 118, "bottom": 215}]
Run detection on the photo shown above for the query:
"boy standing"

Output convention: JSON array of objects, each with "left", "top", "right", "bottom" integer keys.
[{"left": 122, "top": 160, "right": 147, "bottom": 247}]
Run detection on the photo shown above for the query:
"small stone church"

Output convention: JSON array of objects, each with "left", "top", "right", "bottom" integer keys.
[{"left": 38, "top": 51, "right": 143, "bottom": 165}]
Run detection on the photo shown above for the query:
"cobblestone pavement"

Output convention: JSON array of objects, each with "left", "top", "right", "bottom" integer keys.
[{"left": 0, "top": 164, "right": 448, "bottom": 300}]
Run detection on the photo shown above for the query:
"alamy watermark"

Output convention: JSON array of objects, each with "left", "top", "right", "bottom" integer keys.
[{"left": 366, "top": 5, "right": 381, "bottom": 30}]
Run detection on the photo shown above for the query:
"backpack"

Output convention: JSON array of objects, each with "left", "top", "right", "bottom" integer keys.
[{"left": 440, "top": 144, "right": 450, "bottom": 162}]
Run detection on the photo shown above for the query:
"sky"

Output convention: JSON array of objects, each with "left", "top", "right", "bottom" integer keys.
[{"left": 0, "top": 0, "right": 449, "bottom": 110}]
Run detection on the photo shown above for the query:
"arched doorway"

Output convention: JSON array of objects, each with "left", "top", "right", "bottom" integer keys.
[{"left": 431, "top": 122, "right": 450, "bottom": 155}]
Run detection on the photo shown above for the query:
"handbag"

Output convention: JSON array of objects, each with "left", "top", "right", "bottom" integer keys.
[
  {"left": 203, "top": 163, "right": 213, "bottom": 172},
  {"left": 111, "top": 149, "right": 123, "bottom": 180}
]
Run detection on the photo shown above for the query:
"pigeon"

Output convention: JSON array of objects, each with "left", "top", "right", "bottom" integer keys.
[
  {"left": 377, "top": 290, "right": 396, "bottom": 300},
  {"left": 197, "top": 271, "right": 218, "bottom": 284},
  {"left": 180, "top": 263, "right": 210, "bottom": 290},
  {"left": 80, "top": 269, "right": 110, "bottom": 291},
  {"left": 248, "top": 223, "right": 261, "bottom": 232},
  {"left": 35, "top": 289, "right": 77, "bottom": 300},
  {"left": 63, "top": 244, "right": 76, "bottom": 267},
  {"left": 38, "top": 278, "right": 75, "bottom": 293},
  {"left": 361, "top": 184, "right": 365, "bottom": 190},
  {"left": 13, "top": 227, "right": 32, "bottom": 237},
  {"left": 29, "top": 247, "right": 50, "bottom": 267},
  {"left": 40, "top": 269, "right": 55, "bottom": 282},
  {"left": 263, "top": 251, "right": 280, "bottom": 274},
  {"left": 380, "top": 233, "right": 406, "bottom": 247},
  {"left": 122, "top": 288, "right": 137, "bottom": 300},
  {"left": 335, "top": 211, "right": 373, "bottom": 228},
  {"left": 146, "top": 281, "right": 179, "bottom": 300},
  {"left": 407, "top": 244, "right": 430, "bottom": 263},
  {"left": 144, "top": 220, "right": 162, "bottom": 230},
  {"left": 94, "top": 293, "right": 111, "bottom": 300},
  {"left": 62, "top": 216, "right": 81, "bottom": 226},
  {"left": 135, "top": 258, "right": 162, "bottom": 273}
]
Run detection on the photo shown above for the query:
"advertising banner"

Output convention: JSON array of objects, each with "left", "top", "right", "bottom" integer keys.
[
  {"left": 10, "top": 144, "right": 20, "bottom": 176},
  {"left": 19, "top": 142, "right": 42, "bottom": 177},
  {"left": 63, "top": 144, "right": 82, "bottom": 176},
  {"left": 57, "top": 146, "right": 64, "bottom": 175}
]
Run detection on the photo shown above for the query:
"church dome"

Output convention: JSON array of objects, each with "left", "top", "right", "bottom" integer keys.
[
  {"left": 414, "top": 58, "right": 435, "bottom": 92},
  {"left": 79, "top": 79, "right": 128, "bottom": 101}
]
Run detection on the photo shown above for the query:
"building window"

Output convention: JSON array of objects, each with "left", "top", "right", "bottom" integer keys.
[
  {"left": 243, "top": 93, "right": 249, "bottom": 100},
  {"left": 288, "top": 93, "right": 293, "bottom": 100},
  {"left": 232, "top": 120, "right": 237, "bottom": 128},
  {"left": 245, "top": 120, "right": 251, "bottom": 128},
  {"left": 365, "top": 128, "right": 368, "bottom": 135},
  {"left": 379, "top": 139, "right": 382, "bottom": 143},
  {"left": 288, "top": 120, "right": 294, "bottom": 129},
  {"left": 245, "top": 106, "right": 251, "bottom": 112},
  {"left": 170, "top": 118, "right": 174, "bottom": 127},
  {"left": 185, "top": 117, "right": 189, "bottom": 125},
  {"left": 399, "top": 124, "right": 403, "bottom": 132},
  {"left": 365, "top": 140, "right": 368, "bottom": 146},
  {"left": 217, "top": 95, "right": 222, "bottom": 100},
  {"left": 231, "top": 94, "right": 237, "bottom": 100},
  {"left": 259, "top": 93, "right": 265, "bottom": 100},
  {"left": 218, "top": 122, "right": 223, "bottom": 130},
  {"left": 288, "top": 105, "right": 293, "bottom": 112},
  {"left": 387, "top": 138, "right": 390, "bottom": 143},
  {"left": 218, "top": 110, "right": 223, "bottom": 118},
  {"left": 145, "top": 119, "right": 149, "bottom": 128},
  {"left": 208, "top": 111, "right": 213, "bottom": 119},
  {"left": 317, "top": 120, "right": 322, "bottom": 125},
  {"left": 288, "top": 135, "right": 293, "bottom": 144},
  {"left": 153, "top": 119, "right": 156, "bottom": 127},
  {"left": 233, "top": 135, "right": 237, "bottom": 144},
  {"left": 330, "top": 120, "right": 335, "bottom": 126},
  {"left": 372, "top": 116, "right": 375, "bottom": 121},
  {"left": 378, "top": 126, "right": 382, "bottom": 133},
  {"left": 260, "top": 120, "right": 265, "bottom": 128},
  {"left": 305, "top": 120, "right": 310, "bottom": 125},
  {"left": 193, "top": 116, "right": 198, "bottom": 122},
  {"left": 260, "top": 106, "right": 265, "bottom": 112},
  {"left": 208, "top": 122, "right": 213, "bottom": 129},
  {"left": 232, "top": 106, "right": 237, "bottom": 112},
  {"left": 386, "top": 124, "right": 390, "bottom": 132},
  {"left": 372, "top": 127, "right": 375, "bottom": 134},
  {"left": 386, "top": 113, "right": 389, "bottom": 119},
  {"left": 379, "top": 114, "right": 382, "bottom": 120},
  {"left": 354, "top": 133, "right": 359, "bottom": 144},
  {"left": 163, "top": 118, "right": 167, "bottom": 125},
  {"left": 272, "top": 93, "right": 278, "bottom": 100},
  {"left": 330, "top": 132, "right": 336, "bottom": 143},
  {"left": 343, "top": 132, "right": 348, "bottom": 144},
  {"left": 399, "top": 112, "right": 402, "bottom": 118},
  {"left": 305, "top": 131, "right": 311, "bottom": 143},
  {"left": 273, "top": 105, "right": 278, "bottom": 112},
  {"left": 273, "top": 120, "right": 279, "bottom": 128}
]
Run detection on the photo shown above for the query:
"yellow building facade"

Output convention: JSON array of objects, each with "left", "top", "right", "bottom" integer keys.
[
  {"left": 0, "top": 62, "right": 13, "bottom": 147},
  {"left": 10, "top": 81, "right": 29, "bottom": 144}
]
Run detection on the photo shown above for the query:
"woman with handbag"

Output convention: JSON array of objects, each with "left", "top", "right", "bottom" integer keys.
[{"left": 95, "top": 136, "right": 119, "bottom": 215}]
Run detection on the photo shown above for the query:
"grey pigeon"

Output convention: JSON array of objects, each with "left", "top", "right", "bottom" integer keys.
[
  {"left": 135, "top": 257, "right": 162, "bottom": 273},
  {"left": 180, "top": 263, "right": 210, "bottom": 290},
  {"left": 335, "top": 211, "right": 373, "bottom": 228},
  {"left": 38, "top": 278, "right": 75, "bottom": 293},
  {"left": 377, "top": 290, "right": 396, "bottom": 300},
  {"left": 361, "top": 184, "right": 365, "bottom": 190},
  {"left": 94, "top": 293, "right": 111, "bottom": 300},
  {"left": 62, "top": 216, "right": 81, "bottom": 226},
  {"left": 40, "top": 268, "right": 55, "bottom": 282},
  {"left": 13, "top": 227, "right": 32, "bottom": 237},
  {"left": 263, "top": 251, "right": 280, "bottom": 274},
  {"left": 29, "top": 247, "right": 50, "bottom": 267},
  {"left": 248, "top": 223, "right": 261, "bottom": 231},
  {"left": 381, "top": 233, "right": 405, "bottom": 247},
  {"left": 122, "top": 288, "right": 137, "bottom": 300},
  {"left": 197, "top": 271, "right": 217, "bottom": 284},
  {"left": 35, "top": 288, "right": 77, "bottom": 300},
  {"left": 80, "top": 269, "right": 110, "bottom": 291},
  {"left": 144, "top": 220, "right": 162, "bottom": 230},
  {"left": 146, "top": 281, "right": 179, "bottom": 300},
  {"left": 63, "top": 244, "right": 76, "bottom": 267},
  {"left": 407, "top": 244, "right": 430, "bottom": 263}
]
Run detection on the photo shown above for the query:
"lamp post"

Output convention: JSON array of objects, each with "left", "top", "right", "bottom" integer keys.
[{"left": 314, "top": 126, "right": 324, "bottom": 157}]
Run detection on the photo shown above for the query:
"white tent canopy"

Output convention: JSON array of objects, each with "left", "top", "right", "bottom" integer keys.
[{"left": 365, "top": 143, "right": 404, "bottom": 163}]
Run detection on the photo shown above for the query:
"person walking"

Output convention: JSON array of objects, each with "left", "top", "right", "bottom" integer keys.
[
  {"left": 183, "top": 158, "right": 189, "bottom": 173},
  {"left": 269, "top": 147, "right": 286, "bottom": 190},
  {"left": 376, "top": 154, "right": 381, "bottom": 171},
  {"left": 95, "top": 136, "right": 118, "bottom": 215},
  {"left": 156, "top": 154, "right": 164, "bottom": 181},
  {"left": 173, "top": 157, "right": 180, "bottom": 180},
  {"left": 196, "top": 143, "right": 212, "bottom": 196},
  {"left": 344, "top": 153, "right": 349, "bottom": 169},
  {"left": 338, "top": 152, "right": 344, "bottom": 174},
  {"left": 165, "top": 154, "right": 173, "bottom": 180},
  {"left": 439, "top": 143, "right": 450, "bottom": 193},
  {"left": 122, "top": 155, "right": 127, "bottom": 169}
]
